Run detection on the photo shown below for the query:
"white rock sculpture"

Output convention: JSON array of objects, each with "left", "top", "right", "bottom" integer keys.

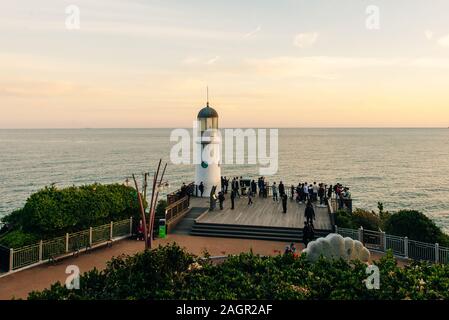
[{"left": 302, "top": 233, "right": 370, "bottom": 263}]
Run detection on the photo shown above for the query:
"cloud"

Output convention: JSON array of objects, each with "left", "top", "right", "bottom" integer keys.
[
  {"left": 425, "top": 30, "right": 434, "bottom": 40},
  {"left": 246, "top": 56, "right": 449, "bottom": 79},
  {"left": 293, "top": 32, "right": 319, "bottom": 48},
  {"left": 437, "top": 34, "right": 449, "bottom": 47},
  {"left": 244, "top": 25, "right": 262, "bottom": 38},
  {"left": 206, "top": 56, "right": 220, "bottom": 65}
]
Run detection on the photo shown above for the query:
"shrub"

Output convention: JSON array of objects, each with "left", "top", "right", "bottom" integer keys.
[
  {"left": 0, "top": 230, "right": 39, "bottom": 248},
  {"left": 28, "top": 244, "right": 449, "bottom": 300},
  {"left": 384, "top": 210, "right": 449, "bottom": 246},
  {"left": 0, "top": 184, "right": 144, "bottom": 248},
  {"left": 352, "top": 209, "right": 381, "bottom": 230},
  {"left": 335, "top": 209, "right": 355, "bottom": 228}
]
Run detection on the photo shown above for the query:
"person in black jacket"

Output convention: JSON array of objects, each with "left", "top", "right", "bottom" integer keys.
[
  {"left": 230, "top": 189, "right": 236, "bottom": 210},
  {"left": 304, "top": 201, "right": 315, "bottom": 224},
  {"left": 218, "top": 192, "right": 225, "bottom": 210},
  {"left": 302, "top": 222, "right": 310, "bottom": 247},
  {"left": 281, "top": 193, "right": 288, "bottom": 213},
  {"left": 279, "top": 181, "right": 285, "bottom": 197},
  {"left": 198, "top": 182, "right": 204, "bottom": 197}
]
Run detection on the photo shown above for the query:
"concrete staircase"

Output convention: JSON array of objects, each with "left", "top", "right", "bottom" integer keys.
[{"left": 190, "top": 221, "right": 331, "bottom": 242}]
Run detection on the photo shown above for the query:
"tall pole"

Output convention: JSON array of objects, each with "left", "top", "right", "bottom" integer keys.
[
  {"left": 149, "top": 162, "right": 167, "bottom": 248},
  {"left": 143, "top": 172, "right": 148, "bottom": 201},
  {"left": 147, "top": 159, "right": 162, "bottom": 248},
  {"left": 132, "top": 174, "right": 148, "bottom": 249}
]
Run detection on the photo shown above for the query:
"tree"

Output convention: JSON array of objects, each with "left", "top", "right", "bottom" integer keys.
[{"left": 384, "top": 210, "right": 449, "bottom": 246}]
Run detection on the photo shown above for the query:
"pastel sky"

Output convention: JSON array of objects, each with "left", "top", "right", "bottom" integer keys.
[{"left": 1, "top": 0, "right": 449, "bottom": 128}]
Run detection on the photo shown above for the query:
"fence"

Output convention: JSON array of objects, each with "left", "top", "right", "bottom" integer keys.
[
  {"left": 335, "top": 225, "right": 449, "bottom": 264},
  {"left": 4, "top": 218, "right": 133, "bottom": 273}
]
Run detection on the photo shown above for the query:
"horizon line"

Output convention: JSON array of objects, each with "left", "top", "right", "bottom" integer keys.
[{"left": 0, "top": 127, "right": 448, "bottom": 130}]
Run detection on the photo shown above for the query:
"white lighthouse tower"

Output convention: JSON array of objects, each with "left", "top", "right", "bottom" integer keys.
[{"left": 194, "top": 98, "right": 221, "bottom": 196}]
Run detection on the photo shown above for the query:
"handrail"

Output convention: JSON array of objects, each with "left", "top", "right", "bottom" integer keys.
[
  {"left": 335, "top": 225, "right": 448, "bottom": 264},
  {"left": 2, "top": 217, "right": 133, "bottom": 274}
]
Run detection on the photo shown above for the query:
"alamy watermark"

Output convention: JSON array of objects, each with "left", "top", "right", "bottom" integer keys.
[
  {"left": 170, "top": 121, "right": 278, "bottom": 176},
  {"left": 65, "top": 5, "right": 80, "bottom": 30},
  {"left": 365, "top": 265, "right": 380, "bottom": 290},
  {"left": 366, "top": 5, "right": 380, "bottom": 30},
  {"left": 65, "top": 265, "right": 80, "bottom": 290}
]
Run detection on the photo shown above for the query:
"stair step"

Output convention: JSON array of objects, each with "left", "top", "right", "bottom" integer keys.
[
  {"left": 190, "top": 231, "right": 302, "bottom": 242},
  {"left": 191, "top": 227, "right": 302, "bottom": 238}
]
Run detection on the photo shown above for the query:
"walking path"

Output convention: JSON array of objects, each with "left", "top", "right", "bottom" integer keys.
[{"left": 0, "top": 235, "right": 407, "bottom": 300}]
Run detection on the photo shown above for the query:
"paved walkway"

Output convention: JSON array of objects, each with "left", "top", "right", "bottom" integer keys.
[
  {"left": 0, "top": 235, "right": 293, "bottom": 300},
  {"left": 0, "top": 235, "right": 407, "bottom": 300}
]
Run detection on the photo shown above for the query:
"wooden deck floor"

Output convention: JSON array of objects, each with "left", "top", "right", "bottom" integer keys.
[{"left": 190, "top": 195, "right": 332, "bottom": 230}]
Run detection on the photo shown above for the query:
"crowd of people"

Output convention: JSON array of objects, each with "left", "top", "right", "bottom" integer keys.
[{"left": 195, "top": 177, "right": 352, "bottom": 249}]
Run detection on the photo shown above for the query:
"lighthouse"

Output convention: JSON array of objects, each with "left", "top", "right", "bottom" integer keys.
[{"left": 194, "top": 99, "right": 221, "bottom": 196}]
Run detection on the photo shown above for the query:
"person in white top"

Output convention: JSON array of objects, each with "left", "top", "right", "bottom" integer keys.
[
  {"left": 303, "top": 183, "right": 309, "bottom": 201},
  {"left": 272, "top": 182, "right": 278, "bottom": 201}
]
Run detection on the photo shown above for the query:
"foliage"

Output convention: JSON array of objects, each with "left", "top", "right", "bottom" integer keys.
[
  {"left": 352, "top": 209, "right": 381, "bottom": 230},
  {"left": 0, "top": 230, "right": 39, "bottom": 249},
  {"left": 335, "top": 209, "right": 355, "bottom": 228},
  {"left": 28, "top": 244, "right": 449, "bottom": 300},
  {"left": 0, "top": 184, "right": 144, "bottom": 248},
  {"left": 384, "top": 210, "right": 449, "bottom": 246}
]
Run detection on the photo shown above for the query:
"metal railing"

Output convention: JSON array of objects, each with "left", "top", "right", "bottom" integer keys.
[
  {"left": 6, "top": 218, "right": 133, "bottom": 273},
  {"left": 166, "top": 196, "right": 190, "bottom": 224},
  {"left": 335, "top": 225, "right": 448, "bottom": 264}
]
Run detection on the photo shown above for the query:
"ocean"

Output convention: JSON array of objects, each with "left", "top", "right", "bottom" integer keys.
[{"left": 1, "top": 128, "right": 448, "bottom": 232}]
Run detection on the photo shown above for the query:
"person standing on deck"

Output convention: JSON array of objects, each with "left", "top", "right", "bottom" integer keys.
[
  {"left": 318, "top": 183, "right": 325, "bottom": 207},
  {"left": 224, "top": 177, "right": 229, "bottom": 193},
  {"left": 291, "top": 185, "right": 295, "bottom": 200},
  {"left": 218, "top": 191, "right": 225, "bottom": 210},
  {"left": 251, "top": 180, "right": 257, "bottom": 196},
  {"left": 303, "top": 183, "right": 309, "bottom": 202},
  {"left": 247, "top": 190, "right": 253, "bottom": 206},
  {"left": 279, "top": 181, "right": 285, "bottom": 197},
  {"left": 272, "top": 182, "right": 278, "bottom": 201},
  {"left": 328, "top": 184, "right": 333, "bottom": 200},
  {"left": 305, "top": 201, "right": 315, "bottom": 224},
  {"left": 313, "top": 182, "right": 319, "bottom": 202},
  {"left": 230, "top": 189, "right": 236, "bottom": 210},
  {"left": 282, "top": 193, "right": 288, "bottom": 213},
  {"left": 199, "top": 182, "right": 205, "bottom": 198}
]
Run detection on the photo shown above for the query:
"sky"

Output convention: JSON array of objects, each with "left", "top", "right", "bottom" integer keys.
[{"left": 1, "top": 0, "right": 449, "bottom": 128}]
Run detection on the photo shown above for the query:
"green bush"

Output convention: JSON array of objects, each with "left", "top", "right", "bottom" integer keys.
[
  {"left": 335, "top": 209, "right": 355, "bottom": 228},
  {"left": 385, "top": 210, "right": 449, "bottom": 246},
  {"left": 0, "top": 230, "right": 39, "bottom": 248},
  {"left": 352, "top": 209, "right": 381, "bottom": 230},
  {"left": 0, "top": 184, "right": 144, "bottom": 248},
  {"left": 28, "top": 244, "right": 449, "bottom": 300}
]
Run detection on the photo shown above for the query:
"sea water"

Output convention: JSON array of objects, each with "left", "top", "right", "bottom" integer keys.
[{"left": 1, "top": 128, "right": 448, "bottom": 232}]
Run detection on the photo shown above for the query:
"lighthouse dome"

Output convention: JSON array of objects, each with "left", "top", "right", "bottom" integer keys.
[{"left": 197, "top": 103, "right": 218, "bottom": 118}]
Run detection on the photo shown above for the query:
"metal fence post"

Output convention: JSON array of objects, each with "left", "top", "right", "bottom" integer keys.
[
  {"left": 39, "top": 240, "right": 43, "bottom": 262},
  {"left": 382, "top": 231, "right": 387, "bottom": 252},
  {"left": 435, "top": 243, "right": 439, "bottom": 263},
  {"left": 110, "top": 221, "right": 114, "bottom": 240},
  {"left": 9, "top": 248, "right": 13, "bottom": 271},
  {"left": 358, "top": 226, "right": 363, "bottom": 242},
  {"left": 89, "top": 227, "right": 93, "bottom": 247},
  {"left": 129, "top": 217, "right": 133, "bottom": 236},
  {"left": 335, "top": 225, "right": 338, "bottom": 234},
  {"left": 404, "top": 236, "right": 409, "bottom": 258},
  {"left": 65, "top": 233, "right": 69, "bottom": 253}
]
